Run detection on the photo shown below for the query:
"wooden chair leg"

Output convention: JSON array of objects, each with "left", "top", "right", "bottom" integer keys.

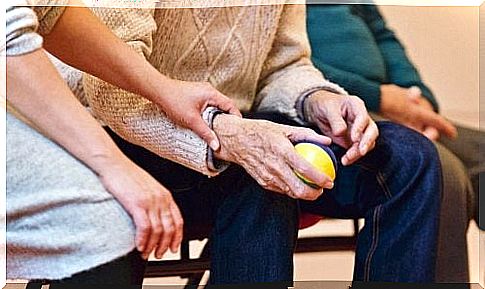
[
  {"left": 184, "top": 240, "right": 211, "bottom": 289},
  {"left": 353, "top": 219, "right": 360, "bottom": 236},
  {"left": 25, "top": 281, "right": 45, "bottom": 289}
]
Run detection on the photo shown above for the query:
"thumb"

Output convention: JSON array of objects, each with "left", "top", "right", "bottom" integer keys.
[
  {"left": 422, "top": 126, "right": 440, "bottom": 141},
  {"left": 209, "top": 92, "right": 242, "bottom": 117},
  {"left": 190, "top": 117, "right": 220, "bottom": 151}
]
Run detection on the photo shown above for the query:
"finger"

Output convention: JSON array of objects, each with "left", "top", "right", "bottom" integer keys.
[
  {"left": 422, "top": 126, "right": 440, "bottom": 141},
  {"left": 417, "top": 109, "right": 457, "bottom": 139},
  {"left": 132, "top": 210, "right": 151, "bottom": 254},
  {"left": 358, "top": 120, "right": 379, "bottom": 156},
  {"left": 144, "top": 210, "right": 162, "bottom": 260},
  {"left": 349, "top": 112, "right": 370, "bottom": 143},
  {"left": 169, "top": 202, "right": 184, "bottom": 253},
  {"left": 287, "top": 127, "right": 332, "bottom": 146},
  {"left": 156, "top": 206, "right": 175, "bottom": 259},
  {"left": 282, "top": 166, "right": 327, "bottom": 201},
  {"left": 322, "top": 107, "right": 348, "bottom": 137},
  {"left": 342, "top": 142, "right": 361, "bottom": 166},
  {"left": 189, "top": 116, "right": 221, "bottom": 151},
  {"left": 285, "top": 149, "right": 333, "bottom": 189},
  {"left": 209, "top": 92, "right": 242, "bottom": 117}
]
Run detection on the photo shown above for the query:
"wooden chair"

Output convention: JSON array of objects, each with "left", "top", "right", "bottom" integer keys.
[
  {"left": 145, "top": 214, "right": 359, "bottom": 287},
  {"left": 26, "top": 214, "right": 359, "bottom": 289}
]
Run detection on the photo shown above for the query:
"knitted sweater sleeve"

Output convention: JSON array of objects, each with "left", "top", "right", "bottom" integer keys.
[
  {"left": 254, "top": 4, "right": 347, "bottom": 124},
  {"left": 82, "top": 8, "right": 222, "bottom": 176}
]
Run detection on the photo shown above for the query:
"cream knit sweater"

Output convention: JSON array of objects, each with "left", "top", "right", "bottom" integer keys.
[{"left": 82, "top": 3, "right": 346, "bottom": 176}]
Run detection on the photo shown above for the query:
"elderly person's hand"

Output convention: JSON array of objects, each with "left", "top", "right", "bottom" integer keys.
[
  {"left": 92, "top": 152, "right": 183, "bottom": 260},
  {"left": 380, "top": 84, "right": 457, "bottom": 141},
  {"left": 213, "top": 114, "right": 334, "bottom": 201},
  {"left": 304, "top": 90, "right": 379, "bottom": 166}
]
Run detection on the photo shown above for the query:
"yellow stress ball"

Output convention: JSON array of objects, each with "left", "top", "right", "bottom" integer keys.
[{"left": 294, "top": 142, "right": 337, "bottom": 189}]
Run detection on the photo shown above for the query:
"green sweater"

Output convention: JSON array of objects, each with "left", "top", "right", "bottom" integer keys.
[{"left": 307, "top": 4, "right": 439, "bottom": 112}]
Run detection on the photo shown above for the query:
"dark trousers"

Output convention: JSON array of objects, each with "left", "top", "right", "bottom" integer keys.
[
  {"left": 107, "top": 125, "right": 299, "bottom": 287},
  {"left": 47, "top": 249, "right": 145, "bottom": 289},
  {"left": 106, "top": 112, "right": 442, "bottom": 284},
  {"left": 246, "top": 113, "right": 442, "bottom": 283}
]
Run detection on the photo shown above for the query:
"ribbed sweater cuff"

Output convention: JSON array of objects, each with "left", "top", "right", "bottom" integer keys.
[{"left": 204, "top": 107, "right": 231, "bottom": 174}]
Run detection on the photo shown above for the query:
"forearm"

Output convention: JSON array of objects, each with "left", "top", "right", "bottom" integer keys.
[
  {"left": 7, "top": 49, "right": 126, "bottom": 174},
  {"left": 83, "top": 74, "right": 222, "bottom": 176},
  {"left": 42, "top": 5, "right": 171, "bottom": 106}
]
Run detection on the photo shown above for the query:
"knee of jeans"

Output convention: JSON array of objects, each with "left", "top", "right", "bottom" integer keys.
[{"left": 376, "top": 121, "right": 440, "bottom": 170}]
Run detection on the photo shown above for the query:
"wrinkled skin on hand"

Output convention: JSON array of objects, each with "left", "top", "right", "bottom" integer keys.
[
  {"left": 213, "top": 114, "right": 334, "bottom": 201},
  {"left": 305, "top": 90, "right": 379, "bottom": 166}
]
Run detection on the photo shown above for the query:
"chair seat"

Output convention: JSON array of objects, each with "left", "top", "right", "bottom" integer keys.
[
  {"left": 299, "top": 213, "right": 324, "bottom": 229},
  {"left": 183, "top": 213, "right": 325, "bottom": 242}
]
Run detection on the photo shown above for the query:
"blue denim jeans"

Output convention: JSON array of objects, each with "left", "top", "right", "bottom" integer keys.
[
  {"left": 246, "top": 113, "right": 442, "bottom": 283},
  {"left": 107, "top": 112, "right": 441, "bottom": 285},
  {"left": 107, "top": 128, "right": 298, "bottom": 287}
]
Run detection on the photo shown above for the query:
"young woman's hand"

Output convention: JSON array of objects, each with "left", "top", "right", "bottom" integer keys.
[
  {"left": 93, "top": 153, "right": 184, "bottom": 260},
  {"left": 154, "top": 79, "right": 242, "bottom": 151}
]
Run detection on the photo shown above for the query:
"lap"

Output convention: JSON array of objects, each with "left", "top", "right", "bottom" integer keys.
[{"left": 6, "top": 112, "right": 135, "bottom": 280}]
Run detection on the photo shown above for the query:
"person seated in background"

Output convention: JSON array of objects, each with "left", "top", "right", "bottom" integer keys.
[
  {"left": 307, "top": 4, "right": 484, "bottom": 283},
  {"left": 57, "top": 3, "right": 443, "bottom": 284},
  {"left": 5, "top": 2, "right": 239, "bottom": 287}
]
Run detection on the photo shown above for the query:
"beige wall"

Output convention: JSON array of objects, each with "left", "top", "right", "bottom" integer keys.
[{"left": 379, "top": 5, "right": 480, "bottom": 129}]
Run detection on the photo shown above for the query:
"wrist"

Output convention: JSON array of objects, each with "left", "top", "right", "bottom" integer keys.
[
  {"left": 144, "top": 74, "right": 177, "bottom": 107},
  {"left": 304, "top": 90, "right": 339, "bottom": 123},
  {"left": 86, "top": 147, "right": 130, "bottom": 177},
  {"left": 379, "top": 85, "right": 393, "bottom": 114},
  {"left": 212, "top": 113, "right": 246, "bottom": 162}
]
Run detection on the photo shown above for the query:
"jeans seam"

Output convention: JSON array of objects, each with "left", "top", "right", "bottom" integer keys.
[
  {"left": 364, "top": 205, "right": 382, "bottom": 281},
  {"left": 376, "top": 172, "right": 393, "bottom": 200}
]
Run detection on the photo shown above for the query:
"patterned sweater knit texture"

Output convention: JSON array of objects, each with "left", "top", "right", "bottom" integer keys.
[{"left": 82, "top": 4, "right": 346, "bottom": 176}]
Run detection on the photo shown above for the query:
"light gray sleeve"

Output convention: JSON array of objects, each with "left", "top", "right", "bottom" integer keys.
[
  {"left": 4, "top": 0, "right": 67, "bottom": 56},
  {"left": 4, "top": 6, "right": 43, "bottom": 56}
]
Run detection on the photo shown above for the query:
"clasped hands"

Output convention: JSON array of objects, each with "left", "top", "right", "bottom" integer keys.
[{"left": 380, "top": 84, "right": 457, "bottom": 141}]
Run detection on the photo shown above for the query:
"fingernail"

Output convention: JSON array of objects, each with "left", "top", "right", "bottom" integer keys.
[
  {"left": 326, "top": 181, "right": 334, "bottom": 189},
  {"left": 341, "top": 157, "right": 348, "bottom": 166},
  {"left": 360, "top": 144, "right": 368, "bottom": 154},
  {"left": 209, "top": 140, "right": 220, "bottom": 151}
]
